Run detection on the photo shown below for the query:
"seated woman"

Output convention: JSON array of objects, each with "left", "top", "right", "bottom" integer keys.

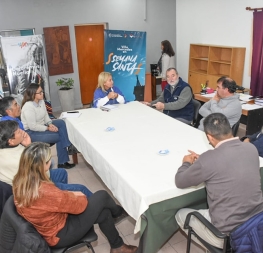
[
  {"left": 93, "top": 72, "right": 125, "bottom": 108},
  {"left": 21, "top": 83, "right": 75, "bottom": 169},
  {"left": 13, "top": 142, "right": 137, "bottom": 253}
]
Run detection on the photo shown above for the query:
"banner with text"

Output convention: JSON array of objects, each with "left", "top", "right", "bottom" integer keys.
[{"left": 104, "top": 30, "right": 146, "bottom": 102}]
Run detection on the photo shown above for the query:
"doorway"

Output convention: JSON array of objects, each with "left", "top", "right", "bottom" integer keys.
[{"left": 74, "top": 23, "right": 106, "bottom": 104}]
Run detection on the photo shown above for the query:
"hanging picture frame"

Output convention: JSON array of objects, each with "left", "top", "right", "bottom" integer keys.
[{"left": 43, "top": 26, "right": 73, "bottom": 76}]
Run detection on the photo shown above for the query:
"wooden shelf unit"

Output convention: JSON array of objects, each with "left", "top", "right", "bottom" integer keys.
[{"left": 188, "top": 44, "right": 246, "bottom": 94}]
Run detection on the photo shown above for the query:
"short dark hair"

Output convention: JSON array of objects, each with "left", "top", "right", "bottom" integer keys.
[
  {"left": 0, "top": 120, "right": 19, "bottom": 148},
  {"left": 161, "top": 40, "right": 175, "bottom": 57},
  {"left": 217, "top": 76, "right": 237, "bottom": 93},
  {"left": 0, "top": 97, "right": 15, "bottom": 116},
  {"left": 203, "top": 113, "right": 232, "bottom": 141}
]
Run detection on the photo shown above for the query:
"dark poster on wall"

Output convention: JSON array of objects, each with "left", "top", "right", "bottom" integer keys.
[{"left": 43, "top": 26, "right": 73, "bottom": 76}]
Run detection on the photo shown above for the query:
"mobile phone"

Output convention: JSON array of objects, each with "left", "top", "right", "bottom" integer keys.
[{"left": 67, "top": 111, "right": 79, "bottom": 113}]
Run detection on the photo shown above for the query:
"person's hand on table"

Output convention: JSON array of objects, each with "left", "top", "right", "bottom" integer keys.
[
  {"left": 21, "top": 130, "right": 31, "bottom": 147},
  {"left": 48, "top": 124, "right": 58, "bottom": 132},
  {"left": 182, "top": 150, "right": 199, "bottom": 164},
  {"left": 153, "top": 102, "right": 165, "bottom": 110},
  {"left": 141, "top": 101, "right": 151, "bottom": 106}
]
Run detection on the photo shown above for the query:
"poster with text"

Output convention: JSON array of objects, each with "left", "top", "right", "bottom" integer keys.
[
  {"left": 0, "top": 35, "right": 51, "bottom": 103},
  {"left": 104, "top": 30, "right": 146, "bottom": 102}
]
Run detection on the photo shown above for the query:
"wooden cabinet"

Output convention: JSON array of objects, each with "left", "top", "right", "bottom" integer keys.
[{"left": 188, "top": 44, "right": 246, "bottom": 93}]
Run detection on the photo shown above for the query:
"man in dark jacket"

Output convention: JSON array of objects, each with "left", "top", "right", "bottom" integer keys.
[{"left": 143, "top": 68, "right": 194, "bottom": 124}]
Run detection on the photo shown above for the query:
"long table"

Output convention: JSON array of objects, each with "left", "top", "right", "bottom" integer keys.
[
  {"left": 65, "top": 101, "right": 263, "bottom": 253},
  {"left": 194, "top": 93, "right": 263, "bottom": 135}
]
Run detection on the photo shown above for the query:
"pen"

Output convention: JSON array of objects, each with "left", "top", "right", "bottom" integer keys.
[{"left": 67, "top": 111, "right": 79, "bottom": 113}]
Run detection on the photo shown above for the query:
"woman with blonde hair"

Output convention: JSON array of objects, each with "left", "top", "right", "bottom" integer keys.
[
  {"left": 13, "top": 142, "right": 137, "bottom": 253},
  {"left": 93, "top": 72, "right": 125, "bottom": 108}
]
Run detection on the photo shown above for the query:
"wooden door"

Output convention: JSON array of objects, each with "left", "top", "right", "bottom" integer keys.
[{"left": 74, "top": 24, "right": 104, "bottom": 104}]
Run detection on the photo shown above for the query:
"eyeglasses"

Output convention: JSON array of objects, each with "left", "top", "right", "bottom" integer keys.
[{"left": 35, "top": 90, "right": 44, "bottom": 94}]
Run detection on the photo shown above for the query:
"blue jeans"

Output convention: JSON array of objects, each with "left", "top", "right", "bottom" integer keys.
[
  {"left": 26, "top": 119, "right": 71, "bottom": 164},
  {"left": 49, "top": 169, "right": 93, "bottom": 198}
]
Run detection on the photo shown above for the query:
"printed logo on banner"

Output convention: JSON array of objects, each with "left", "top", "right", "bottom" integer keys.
[{"left": 104, "top": 30, "right": 146, "bottom": 102}]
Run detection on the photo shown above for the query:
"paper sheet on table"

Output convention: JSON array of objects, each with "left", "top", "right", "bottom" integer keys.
[
  {"left": 242, "top": 104, "right": 263, "bottom": 110},
  {"left": 101, "top": 105, "right": 118, "bottom": 110},
  {"left": 59, "top": 112, "right": 81, "bottom": 118},
  {"left": 239, "top": 93, "right": 253, "bottom": 102},
  {"left": 202, "top": 93, "right": 215, "bottom": 98}
]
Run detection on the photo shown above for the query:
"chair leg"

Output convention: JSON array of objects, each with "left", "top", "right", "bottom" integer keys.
[
  {"left": 186, "top": 229, "right": 192, "bottom": 253},
  {"left": 86, "top": 242, "right": 95, "bottom": 253}
]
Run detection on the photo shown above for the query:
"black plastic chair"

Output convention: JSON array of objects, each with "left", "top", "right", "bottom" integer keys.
[
  {"left": 0, "top": 196, "right": 97, "bottom": 253},
  {"left": 231, "top": 119, "right": 240, "bottom": 137},
  {"left": 184, "top": 211, "right": 231, "bottom": 253},
  {"left": 191, "top": 99, "right": 201, "bottom": 128},
  {"left": 50, "top": 227, "right": 97, "bottom": 253},
  {"left": 0, "top": 181, "right": 12, "bottom": 219}
]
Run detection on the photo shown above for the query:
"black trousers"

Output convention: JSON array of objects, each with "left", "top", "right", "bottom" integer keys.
[{"left": 54, "top": 190, "right": 123, "bottom": 249}]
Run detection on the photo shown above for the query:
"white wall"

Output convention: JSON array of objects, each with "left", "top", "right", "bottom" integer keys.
[
  {"left": 176, "top": 0, "right": 261, "bottom": 89},
  {"left": 0, "top": 0, "right": 177, "bottom": 111}
]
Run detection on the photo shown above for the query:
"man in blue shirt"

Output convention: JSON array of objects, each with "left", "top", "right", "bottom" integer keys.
[
  {"left": 242, "top": 127, "right": 263, "bottom": 157},
  {"left": 0, "top": 97, "right": 24, "bottom": 130}
]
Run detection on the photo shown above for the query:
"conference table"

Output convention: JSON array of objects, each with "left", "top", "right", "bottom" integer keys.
[{"left": 64, "top": 101, "right": 263, "bottom": 253}]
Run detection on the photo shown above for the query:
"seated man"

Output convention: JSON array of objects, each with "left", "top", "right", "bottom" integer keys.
[
  {"left": 0, "top": 120, "right": 92, "bottom": 198},
  {"left": 175, "top": 113, "right": 263, "bottom": 249},
  {"left": 0, "top": 96, "right": 77, "bottom": 168},
  {"left": 0, "top": 96, "right": 24, "bottom": 129},
  {"left": 241, "top": 127, "right": 263, "bottom": 157},
  {"left": 198, "top": 76, "right": 242, "bottom": 130},
  {"left": 143, "top": 67, "right": 194, "bottom": 124}
]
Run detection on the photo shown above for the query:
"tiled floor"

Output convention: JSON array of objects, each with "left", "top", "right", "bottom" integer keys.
[{"left": 52, "top": 109, "right": 246, "bottom": 253}]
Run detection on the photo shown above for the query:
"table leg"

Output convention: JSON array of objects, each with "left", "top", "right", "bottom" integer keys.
[{"left": 72, "top": 153, "right": 78, "bottom": 164}]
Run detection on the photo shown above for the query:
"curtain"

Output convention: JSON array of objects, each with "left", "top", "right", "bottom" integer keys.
[{"left": 250, "top": 11, "right": 263, "bottom": 96}]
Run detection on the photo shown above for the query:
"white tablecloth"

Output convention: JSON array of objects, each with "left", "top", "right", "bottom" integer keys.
[{"left": 65, "top": 101, "right": 263, "bottom": 232}]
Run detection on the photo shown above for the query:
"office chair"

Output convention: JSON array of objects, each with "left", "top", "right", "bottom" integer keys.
[
  {"left": 231, "top": 119, "right": 240, "bottom": 137},
  {"left": 184, "top": 211, "right": 231, "bottom": 253},
  {"left": 191, "top": 99, "right": 201, "bottom": 128},
  {"left": 0, "top": 196, "right": 98, "bottom": 253},
  {"left": 184, "top": 211, "right": 263, "bottom": 253},
  {"left": 0, "top": 181, "right": 12, "bottom": 219}
]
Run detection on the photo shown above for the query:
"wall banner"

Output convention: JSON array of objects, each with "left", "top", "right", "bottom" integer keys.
[
  {"left": 0, "top": 35, "right": 51, "bottom": 103},
  {"left": 104, "top": 30, "right": 146, "bottom": 102}
]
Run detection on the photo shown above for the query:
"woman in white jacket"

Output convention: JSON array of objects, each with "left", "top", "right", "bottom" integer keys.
[{"left": 157, "top": 40, "right": 175, "bottom": 90}]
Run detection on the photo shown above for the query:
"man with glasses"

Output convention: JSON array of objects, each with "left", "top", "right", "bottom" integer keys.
[{"left": 198, "top": 76, "right": 242, "bottom": 131}]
